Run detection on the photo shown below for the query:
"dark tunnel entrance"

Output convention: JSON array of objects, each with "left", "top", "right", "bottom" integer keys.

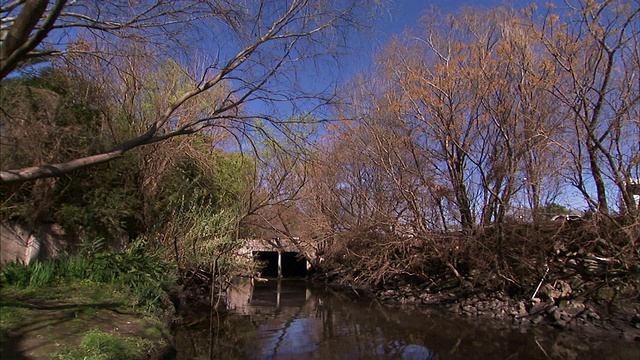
[{"left": 253, "top": 251, "right": 307, "bottom": 278}]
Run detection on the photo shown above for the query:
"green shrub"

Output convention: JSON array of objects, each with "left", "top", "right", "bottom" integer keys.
[
  {"left": 1, "top": 255, "right": 93, "bottom": 288},
  {"left": 0, "top": 259, "right": 58, "bottom": 287},
  {"left": 57, "top": 255, "right": 90, "bottom": 280},
  {"left": 83, "top": 239, "right": 173, "bottom": 309}
]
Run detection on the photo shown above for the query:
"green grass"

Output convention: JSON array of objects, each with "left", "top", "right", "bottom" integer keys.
[
  {"left": 54, "top": 329, "right": 152, "bottom": 360},
  {"left": 0, "top": 240, "right": 175, "bottom": 358},
  {"left": 1, "top": 281, "right": 170, "bottom": 359},
  {"left": 0, "top": 303, "right": 31, "bottom": 332}
]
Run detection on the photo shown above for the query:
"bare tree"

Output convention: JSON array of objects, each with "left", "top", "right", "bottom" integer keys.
[
  {"left": 1, "top": 0, "right": 376, "bottom": 183},
  {"left": 536, "top": 0, "right": 640, "bottom": 214},
  {"left": 392, "top": 9, "right": 490, "bottom": 230}
]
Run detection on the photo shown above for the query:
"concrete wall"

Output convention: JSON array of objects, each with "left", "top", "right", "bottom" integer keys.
[
  {"left": 0, "top": 223, "right": 75, "bottom": 264},
  {"left": 239, "top": 238, "right": 317, "bottom": 262}
]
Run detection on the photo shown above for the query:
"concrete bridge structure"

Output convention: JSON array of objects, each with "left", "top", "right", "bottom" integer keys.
[
  {"left": 238, "top": 237, "right": 316, "bottom": 278},
  {"left": 0, "top": 221, "right": 319, "bottom": 279}
]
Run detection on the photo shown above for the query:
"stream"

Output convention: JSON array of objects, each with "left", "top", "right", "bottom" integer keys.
[{"left": 172, "top": 278, "right": 639, "bottom": 359}]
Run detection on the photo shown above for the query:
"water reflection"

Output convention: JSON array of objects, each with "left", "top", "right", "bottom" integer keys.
[
  {"left": 224, "top": 278, "right": 436, "bottom": 359},
  {"left": 174, "top": 279, "right": 639, "bottom": 360}
]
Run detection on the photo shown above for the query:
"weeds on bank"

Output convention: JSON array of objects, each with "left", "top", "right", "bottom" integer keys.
[
  {"left": 0, "top": 238, "right": 175, "bottom": 312},
  {"left": 0, "top": 239, "right": 174, "bottom": 359},
  {"left": 0, "top": 280, "right": 167, "bottom": 360}
]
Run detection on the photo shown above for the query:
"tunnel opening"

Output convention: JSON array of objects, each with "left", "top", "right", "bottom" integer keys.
[{"left": 253, "top": 251, "right": 307, "bottom": 278}]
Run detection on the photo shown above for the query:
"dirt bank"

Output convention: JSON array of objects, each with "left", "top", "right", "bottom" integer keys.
[{"left": 0, "top": 283, "right": 176, "bottom": 359}]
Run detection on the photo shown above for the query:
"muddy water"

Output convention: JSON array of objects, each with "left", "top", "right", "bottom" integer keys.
[{"left": 173, "top": 279, "right": 639, "bottom": 359}]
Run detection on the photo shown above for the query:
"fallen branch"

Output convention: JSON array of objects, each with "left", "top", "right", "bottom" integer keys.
[{"left": 531, "top": 264, "right": 549, "bottom": 300}]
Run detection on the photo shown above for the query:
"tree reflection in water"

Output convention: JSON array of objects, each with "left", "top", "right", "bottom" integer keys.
[{"left": 173, "top": 279, "right": 639, "bottom": 360}]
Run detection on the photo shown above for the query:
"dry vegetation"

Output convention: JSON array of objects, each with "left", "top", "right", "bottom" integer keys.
[{"left": 311, "top": 215, "right": 639, "bottom": 309}]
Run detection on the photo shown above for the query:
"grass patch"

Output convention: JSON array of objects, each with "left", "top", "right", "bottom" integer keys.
[
  {"left": 54, "top": 329, "right": 152, "bottom": 360},
  {"left": 0, "top": 303, "right": 31, "bottom": 332},
  {"left": 1, "top": 239, "right": 176, "bottom": 312},
  {"left": 0, "top": 240, "right": 176, "bottom": 358},
  {"left": 0, "top": 281, "right": 171, "bottom": 359}
]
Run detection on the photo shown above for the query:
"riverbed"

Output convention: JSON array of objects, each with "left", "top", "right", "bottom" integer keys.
[{"left": 173, "top": 278, "right": 639, "bottom": 359}]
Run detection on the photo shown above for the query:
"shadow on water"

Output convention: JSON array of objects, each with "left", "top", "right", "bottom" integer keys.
[{"left": 173, "top": 279, "right": 639, "bottom": 360}]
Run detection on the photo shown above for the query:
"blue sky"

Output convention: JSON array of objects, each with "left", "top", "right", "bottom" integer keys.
[
  {"left": 381, "top": 0, "right": 559, "bottom": 34},
  {"left": 274, "top": 1, "right": 564, "bottom": 119},
  {"left": 380, "top": 0, "right": 530, "bottom": 35},
  {"left": 368, "top": 1, "right": 566, "bottom": 58},
  {"left": 334, "top": 1, "right": 567, "bottom": 79}
]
